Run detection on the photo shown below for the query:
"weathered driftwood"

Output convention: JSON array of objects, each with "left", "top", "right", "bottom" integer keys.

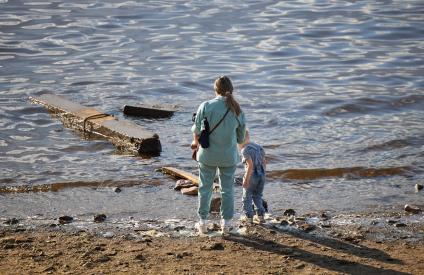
[
  {"left": 123, "top": 104, "right": 177, "bottom": 118},
  {"left": 161, "top": 167, "right": 199, "bottom": 186},
  {"left": 30, "top": 94, "right": 161, "bottom": 156}
]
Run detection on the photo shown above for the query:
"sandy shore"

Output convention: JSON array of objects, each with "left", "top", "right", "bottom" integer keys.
[{"left": 1, "top": 209, "right": 423, "bottom": 274}]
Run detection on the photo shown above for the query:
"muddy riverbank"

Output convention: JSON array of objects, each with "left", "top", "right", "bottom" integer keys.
[{"left": 1, "top": 207, "right": 423, "bottom": 274}]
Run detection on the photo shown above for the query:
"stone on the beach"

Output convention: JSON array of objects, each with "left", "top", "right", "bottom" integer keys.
[
  {"left": 280, "top": 220, "right": 289, "bottom": 227},
  {"left": 201, "top": 242, "right": 224, "bottom": 251},
  {"left": 58, "top": 216, "right": 73, "bottom": 224},
  {"left": 210, "top": 197, "right": 221, "bottom": 213},
  {"left": 94, "top": 214, "right": 107, "bottom": 223},
  {"left": 113, "top": 187, "right": 122, "bottom": 193},
  {"left": 404, "top": 204, "right": 421, "bottom": 214},
  {"left": 4, "top": 218, "right": 19, "bottom": 225},
  {"left": 135, "top": 253, "right": 145, "bottom": 261},
  {"left": 174, "top": 179, "right": 194, "bottom": 191},
  {"left": 415, "top": 183, "right": 423, "bottom": 192},
  {"left": 299, "top": 223, "right": 316, "bottom": 232},
  {"left": 283, "top": 209, "right": 296, "bottom": 217},
  {"left": 103, "top": 232, "right": 115, "bottom": 238},
  {"left": 181, "top": 186, "right": 198, "bottom": 196},
  {"left": 395, "top": 222, "right": 407, "bottom": 227}
]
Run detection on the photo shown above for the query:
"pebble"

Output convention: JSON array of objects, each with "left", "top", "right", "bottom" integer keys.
[
  {"left": 202, "top": 242, "right": 224, "bottom": 251},
  {"left": 299, "top": 223, "right": 316, "bottom": 233},
  {"left": 113, "top": 187, "right": 122, "bottom": 193},
  {"left": 58, "top": 216, "right": 73, "bottom": 224},
  {"left": 404, "top": 204, "right": 421, "bottom": 214},
  {"left": 94, "top": 214, "right": 107, "bottom": 223},
  {"left": 95, "top": 255, "right": 111, "bottom": 263},
  {"left": 4, "top": 218, "right": 19, "bottom": 225},
  {"left": 395, "top": 223, "right": 407, "bottom": 228},
  {"left": 415, "top": 183, "right": 423, "bottom": 192},
  {"left": 283, "top": 209, "right": 296, "bottom": 217},
  {"left": 135, "top": 253, "right": 145, "bottom": 261},
  {"left": 103, "top": 232, "right": 115, "bottom": 238}
]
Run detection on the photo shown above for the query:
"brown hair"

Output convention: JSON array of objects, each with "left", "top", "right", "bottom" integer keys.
[{"left": 214, "top": 75, "right": 242, "bottom": 116}]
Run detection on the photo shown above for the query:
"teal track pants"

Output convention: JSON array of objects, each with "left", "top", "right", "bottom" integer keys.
[{"left": 198, "top": 163, "right": 236, "bottom": 220}]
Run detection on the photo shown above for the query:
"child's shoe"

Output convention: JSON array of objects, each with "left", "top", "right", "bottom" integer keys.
[
  {"left": 240, "top": 215, "right": 253, "bottom": 224},
  {"left": 254, "top": 215, "right": 266, "bottom": 224},
  {"left": 220, "top": 219, "right": 232, "bottom": 235},
  {"left": 195, "top": 220, "right": 208, "bottom": 234}
]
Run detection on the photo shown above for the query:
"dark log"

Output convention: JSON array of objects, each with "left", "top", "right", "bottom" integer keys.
[{"left": 123, "top": 104, "right": 177, "bottom": 118}]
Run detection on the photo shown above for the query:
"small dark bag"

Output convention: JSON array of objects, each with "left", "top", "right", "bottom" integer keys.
[{"left": 198, "top": 118, "right": 210, "bottom": 148}]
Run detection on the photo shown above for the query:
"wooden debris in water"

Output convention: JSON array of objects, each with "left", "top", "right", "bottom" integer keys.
[
  {"left": 123, "top": 104, "right": 177, "bottom": 118},
  {"left": 30, "top": 94, "right": 161, "bottom": 156},
  {"left": 161, "top": 167, "right": 199, "bottom": 186}
]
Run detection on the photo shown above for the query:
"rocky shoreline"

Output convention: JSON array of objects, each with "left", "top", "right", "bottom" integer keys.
[{"left": 1, "top": 206, "right": 423, "bottom": 274}]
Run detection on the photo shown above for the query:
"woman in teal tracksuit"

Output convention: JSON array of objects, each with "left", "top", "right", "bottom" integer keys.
[{"left": 191, "top": 75, "right": 246, "bottom": 234}]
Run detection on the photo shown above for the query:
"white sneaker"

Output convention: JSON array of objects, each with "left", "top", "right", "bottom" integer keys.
[
  {"left": 220, "top": 219, "right": 232, "bottom": 234},
  {"left": 195, "top": 220, "right": 208, "bottom": 234}
]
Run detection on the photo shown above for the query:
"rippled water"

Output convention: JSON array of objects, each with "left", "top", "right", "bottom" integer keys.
[{"left": 1, "top": 0, "right": 423, "bottom": 221}]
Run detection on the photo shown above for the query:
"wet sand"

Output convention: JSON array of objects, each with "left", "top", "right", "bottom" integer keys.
[{"left": 1, "top": 209, "right": 423, "bottom": 274}]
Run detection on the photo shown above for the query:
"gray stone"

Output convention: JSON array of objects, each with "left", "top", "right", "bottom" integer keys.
[
  {"left": 283, "top": 209, "right": 296, "bottom": 217},
  {"left": 94, "top": 214, "right": 107, "bottom": 223},
  {"left": 404, "top": 204, "right": 421, "bottom": 214},
  {"left": 103, "top": 232, "right": 115, "bottom": 238},
  {"left": 58, "top": 216, "right": 73, "bottom": 224},
  {"left": 415, "top": 183, "right": 423, "bottom": 192}
]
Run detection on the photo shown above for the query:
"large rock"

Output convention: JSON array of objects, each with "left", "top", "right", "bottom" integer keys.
[{"left": 181, "top": 186, "right": 198, "bottom": 196}]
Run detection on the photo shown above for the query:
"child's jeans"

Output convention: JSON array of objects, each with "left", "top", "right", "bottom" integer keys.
[{"left": 242, "top": 173, "right": 266, "bottom": 218}]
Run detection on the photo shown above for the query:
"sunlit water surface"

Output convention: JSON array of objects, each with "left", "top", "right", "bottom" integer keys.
[{"left": 0, "top": 0, "right": 423, "bottom": 222}]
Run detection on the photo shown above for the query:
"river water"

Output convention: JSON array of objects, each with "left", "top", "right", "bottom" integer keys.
[{"left": 0, "top": 0, "right": 423, "bottom": 222}]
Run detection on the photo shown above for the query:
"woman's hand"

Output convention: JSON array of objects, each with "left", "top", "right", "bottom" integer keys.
[
  {"left": 191, "top": 140, "right": 199, "bottom": 149},
  {"left": 191, "top": 133, "right": 199, "bottom": 149}
]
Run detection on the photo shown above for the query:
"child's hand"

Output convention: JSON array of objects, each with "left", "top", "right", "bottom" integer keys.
[{"left": 242, "top": 178, "right": 249, "bottom": 188}]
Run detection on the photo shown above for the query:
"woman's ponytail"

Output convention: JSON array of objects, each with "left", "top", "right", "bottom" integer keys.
[
  {"left": 214, "top": 76, "right": 242, "bottom": 116},
  {"left": 225, "top": 92, "right": 242, "bottom": 116}
]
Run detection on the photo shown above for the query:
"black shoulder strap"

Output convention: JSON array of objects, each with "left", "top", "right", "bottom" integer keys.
[{"left": 209, "top": 109, "right": 230, "bottom": 134}]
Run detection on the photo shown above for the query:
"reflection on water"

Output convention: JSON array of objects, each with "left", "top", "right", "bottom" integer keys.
[{"left": 0, "top": 0, "right": 423, "bottom": 219}]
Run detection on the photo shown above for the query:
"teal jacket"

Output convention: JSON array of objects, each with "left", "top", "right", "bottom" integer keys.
[{"left": 191, "top": 96, "right": 246, "bottom": 167}]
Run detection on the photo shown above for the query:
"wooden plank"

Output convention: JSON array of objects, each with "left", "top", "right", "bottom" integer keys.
[
  {"left": 161, "top": 167, "right": 199, "bottom": 186},
  {"left": 123, "top": 104, "right": 177, "bottom": 118},
  {"left": 30, "top": 94, "right": 161, "bottom": 156}
]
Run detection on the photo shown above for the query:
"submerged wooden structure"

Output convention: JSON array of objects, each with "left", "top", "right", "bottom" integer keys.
[{"left": 30, "top": 94, "right": 161, "bottom": 156}]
